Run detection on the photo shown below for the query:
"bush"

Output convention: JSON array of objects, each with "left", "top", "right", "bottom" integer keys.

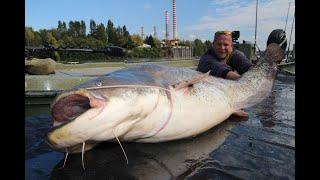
[
  {"left": 127, "top": 47, "right": 161, "bottom": 58},
  {"left": 53, "top": 51, "right": 61, "bottom": 61},
  {"left": 58, "top": 51, "right": 108, "bottom": 62}
]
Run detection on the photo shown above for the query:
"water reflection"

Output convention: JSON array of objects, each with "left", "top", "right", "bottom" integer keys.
[
  {"left": 48, "top": 120, "right": 236, "bottom": 180},
  {"left": 25, "top": 115, "right": 236, "bottom": 180},
  {"left": 258, "top": 90, "right": 277, "bottom": 128},
  {"left": 255, "top": 78, "right": 294, "bottom": 128}
]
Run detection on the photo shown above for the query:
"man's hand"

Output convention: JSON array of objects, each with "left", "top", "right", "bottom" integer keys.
[{"left": 226, "top": 70, "right": 240, "bottom": 80}]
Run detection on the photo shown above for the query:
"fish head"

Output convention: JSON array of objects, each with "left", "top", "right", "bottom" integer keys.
[{"left": 45, "top": 80, "right": 161, "bottom": 153}]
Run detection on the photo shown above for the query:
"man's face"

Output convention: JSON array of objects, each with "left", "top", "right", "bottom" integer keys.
[{"left": 212, "top": 34, "right": 233, "bottom": 59}]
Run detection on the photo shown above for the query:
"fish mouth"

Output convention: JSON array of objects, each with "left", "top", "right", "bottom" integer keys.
[
  {"left": 51, "top": 93, "right": 91, "bottom": 124},
  {"left": 46, "top": 90, "right": 106, "bottom": 152}
]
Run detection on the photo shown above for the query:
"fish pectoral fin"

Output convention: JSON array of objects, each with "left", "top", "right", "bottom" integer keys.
[
  {"left": 171, "top": 72, "right": 210, "bottom": 90},
  {"left": 232, "top": 110, "right": 249, "bottom": 118}
]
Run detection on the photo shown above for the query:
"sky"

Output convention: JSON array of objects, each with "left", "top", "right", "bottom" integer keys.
[{"left": 25, "top": 0, "right": 295, "bottom": 50}]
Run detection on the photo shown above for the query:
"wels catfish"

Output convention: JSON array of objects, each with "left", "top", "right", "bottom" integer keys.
[{"left": 46, "top": 44, "right": 284, "bottom": 168}]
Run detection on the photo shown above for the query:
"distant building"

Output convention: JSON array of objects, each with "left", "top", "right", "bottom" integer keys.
[{"left": 137, "top": 43, "right": 151, "bottom": 48}]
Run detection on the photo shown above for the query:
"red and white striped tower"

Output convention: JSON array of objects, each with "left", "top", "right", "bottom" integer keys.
[
  {"left": 172, "top": 0, "right": 178, "bottom": 40},
  {"left": 165, "top": 10, "right": 169, "bottom": 41}
]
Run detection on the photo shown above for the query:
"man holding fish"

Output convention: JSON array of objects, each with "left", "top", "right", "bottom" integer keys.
[{"left": 197, "top": 30, "right": 252, "bottom": 80}]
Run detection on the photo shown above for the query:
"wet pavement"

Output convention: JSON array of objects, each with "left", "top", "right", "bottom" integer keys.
[{"left": 25, "top": 73, "right": 295, "bottom": 180}]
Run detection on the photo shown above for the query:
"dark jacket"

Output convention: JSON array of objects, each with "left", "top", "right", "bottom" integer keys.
[{"left": 196, "top": 48, "right": 252, "bottom": 78}]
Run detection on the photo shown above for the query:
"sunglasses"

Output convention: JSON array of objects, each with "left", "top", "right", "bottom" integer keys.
[{"left": 214, "top": 30, "right": 232, "bottom": 36}]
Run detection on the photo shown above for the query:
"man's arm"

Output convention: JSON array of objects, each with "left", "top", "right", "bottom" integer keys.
[
  {"left": 197, "top": 53, "right": 235, "bottom": 79},
  {"left": 196, "top": 56, "right": 212, "bottom": 73},
  {"left": 232, "top": 50, "right": 252, "bottom": 75},
  {"left": 226, "top": 66, "right": 254, "bottom": 80},
  {"left": 226, "top": 70, "right": 241, "bottom": 80}
]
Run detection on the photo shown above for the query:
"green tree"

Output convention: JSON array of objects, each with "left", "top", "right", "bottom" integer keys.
[
  {"left": 126, "top": 38, "right": 135, "bottom": 49},
  {"left": 68, "top": 21, "right": 75, "bottom": 37},
  {"left": 45, "top": 32, "right": 58, "bottom": 47},
  {"left": 26, "top": 18, "right": 175, "bottom": 59},
  {"left": 57, "top": 20, "right": 67, "bottom": 32},
  {"left": 185, "top": 40, "right": 191, "bottom": 47},
  {"left": 95, "top": 23, "right": 107, "bottom": 43},
  {"left": 62, "top": 22, "right": 67, "bottom": 32},
  {"left": 56, "top": 21, "right": 68, "bottom": 42},
  {"left": 41, "top": 30, "right": 58, "bottom": 47},
  {"left": 153, "top": 37, "right": 161, "bottom": 48},
  {"left": 204, "top": 40, "right": 212, "bottom": 50},
  {"left": 129, "top": 34, "right": 143, "bottom": 48},
  {"left": 68, "top": 21, "right": 82, "bottom": 37},
  {"left": 179, "top": 39, "right": 192, "bottom": 47},
  {"left": 106, "top": 20, "right": 117, "bottom": 45},
  {"left": 89, "top": 19, "right": 97, "bottom": 36},
  {"left": 74, "top": 21, "right": 81, "bottom": 37},
  {"left": 144, "top": 35, "right": 156, "bottom": 47},
  {"left": 113, "top": 26, "right": 127, "bottom": 47},
  {"left": 33, "top": 31, "right": 42, "bottom": 46},
  {"left": 193, "top": 39, "right": 206, "bottom": 56},
  {"left": 25, "top": 27, "right": 35, "bottom": 46},
  {"left": 86, "top": 36, "right": 105, "bottom": 49},
  {"left": 80, "top": 20, "right": 86, "bottom": 37},
  {"left": 73, "top": 37, "right": 89, "bottom": 48},
  {"left": 120, "top": 25, "right": 130, "bottom": 48},
  {"left": 61, "top": 35, "right": 76, "bottom": 48},
  {"left": 51, "top": 28, "right": 62, "bottom": 42},
  {"left": 122, "top": 25, "right": 129, "bottom": 38}
]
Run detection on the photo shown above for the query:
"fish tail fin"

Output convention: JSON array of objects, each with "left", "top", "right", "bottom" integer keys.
[{"left": 261, "top": 43, "right": 285, "bottom": 65}]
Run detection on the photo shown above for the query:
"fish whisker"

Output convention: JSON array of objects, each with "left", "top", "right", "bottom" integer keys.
[
  {"left": 112, "top": 129, "right": 129, "bottom": 164},
  {"left": 58, "top": 149, "right": 69, "bottom": 169},
  {"left": 81, "top": 142, "right": 86, "bottom": 170}
]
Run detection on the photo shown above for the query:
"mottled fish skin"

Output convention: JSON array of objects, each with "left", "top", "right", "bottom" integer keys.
[
  {"left": 74, "top": 64, "right": 204, "bottom": 90},
  {"left": 46, "top": 43, "right": 284, "bottom": 153},
  {"left": 220, "top": 43, "right": 285, "bottom": 110}
]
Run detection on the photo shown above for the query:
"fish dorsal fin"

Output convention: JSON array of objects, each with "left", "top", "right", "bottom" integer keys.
[{"left": 171, "top": 71, "right": 210, "bottom": 90}]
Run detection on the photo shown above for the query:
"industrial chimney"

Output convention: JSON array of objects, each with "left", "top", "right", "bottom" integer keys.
[
  {"left": 153, "top": 25, "right": 157, "bottom": 38},
  {"left": 141, "top": 26, "right": 144, "bottom": 39},
  {"left": 165, "top": 10, "right": 169, "bottom": 41},
  {"left": 172, "top": 0, "right": 178, "bottom": 40}
]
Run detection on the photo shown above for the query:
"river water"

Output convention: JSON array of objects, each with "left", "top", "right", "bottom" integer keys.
[{"left": 25, "top": 73, "right": 295, "bottom": 180}]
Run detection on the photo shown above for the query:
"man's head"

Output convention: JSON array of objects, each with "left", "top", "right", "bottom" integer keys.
[{"left": 212, "top": 30, "right": 233, "bottom": 60}]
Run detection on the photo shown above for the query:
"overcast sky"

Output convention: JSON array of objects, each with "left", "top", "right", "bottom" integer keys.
[{"left": 26, "top": 0, "right": 295, "bottom": 50}]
